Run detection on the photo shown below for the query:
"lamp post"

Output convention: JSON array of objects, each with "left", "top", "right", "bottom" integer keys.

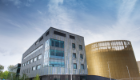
[
  {"left": 126, "top": 65, "right": 131, "bottom": 80},
  {"left": 71, "top": 67, "right": 73, "bottom": 80},
  {"left": 107, "top": 61, "right": 111, "bottom": 80}
]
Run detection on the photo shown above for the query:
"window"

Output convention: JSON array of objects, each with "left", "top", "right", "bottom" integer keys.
[
  {"left": 30, "top": 59, "right": 33, "bottom": 63},
  {"left": 38, "top": 54, "right": 42, "bottom": 60},
  {"left": 54, "top": 31, "right": 66, "bottom": 37},
  {"left": 79, "top": 45, "right": 82, "bottom": 50},
  {"left": 27, "top": 69, "right": 28, "bottom": 73},
  {"left": 22, "top": 63, "right": 24, "bottom": 67},
  {"left": 26, "top": 62, "right": 28, "bottom": 65},
  {"left": 73, "top": 63, "right": 77, "bottom": 69},
  {"left": 70, "top": 35, "right": 75, "bottom": 39},
  {"left": 34, "top": 57, "right": 37, "bottom": 62},
  {"left": 39, "top": 36, "right": 43, "bottom": 42},
  {"left": 72, "top": 43, "right": 75, "bottom": 49},
  {"left": 80, "top": 54, "right": 83, "bottom": 59},
  {"left": 60, "top": 41, "right": 64, "bottom": 48},
  {"left": 50, "top": 39, "right": 64, "bottom": 48},
  {"left": 37, "top": 65, "right": 41, "bottom": 70},
  {"left": 50, "top": 50, "right": 64, "bottom": 59},
  {"left": 32, "top": 66, "right": 36, "bottom": 71},
  {"left": 24, "top": 63, "right": 26, "bottom": 66},
  {"left": 55, "top": 40, "right": 59, "bottom": 47},
  {"left": 46, "top": 31, "right": 49, "bottom": 36},
  {"left": 24, "top": 45, "right": 43, "bottom": 59},
  {"left": 27, "top": 61, "right": 30, "bottom": 65},
  {"left": 35, "top": 41, "right": 39, "bottom": 45},
  {"left": 81, "top": 64, "right": 84, "bottom": 69},
  {"left": 28, "top": 68, "right": 30, "bottom": 73},
  {"left": 73, "top": 53, "right": 76, "bottom": 59},
  {"left": 49, "top": 61, "right": 65, "bottom": 67}
]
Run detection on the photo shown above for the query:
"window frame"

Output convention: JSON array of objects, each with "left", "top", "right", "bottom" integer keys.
[
  {"left": 38, "top": 54, "right": 42, "bottom": 60},
  {"left": 72, "top": 43, "right": 75, "bottom": 49},
  {"left": 79, "top": 45, "right": 82, "bottom": 50},
  {"left": 80, "top": 54, "right": 83, "bottom": 59},
  {"left": 32, "top": 66, "right": 36, "bottom": 71},
  {"left": 39, "top": 36, "right": 43, "bottom": 42},
  {"left": 73, "top": 63, "right": 77, "bottom": 69},
  {"left": 37, "top": 65, "right": 41, "bottom": 70},
  {"left": 54, "top": 31, "right": 66, "bottom": 37},
  {"left": 49, "top": 49, "right": 64, "bottom": 59},
  {"left": 46, "top": 31, "right": 49, "bottom": 36},
  {"left": 50, "top": 38, "right": 64, "bottom": 48},
  {"left": 69, "top": 35, "right": 75, "bottom": 39},
  {"left": 34, "top": 57, "right": 37, "bottom": 62},
  {"left": 30, "top": 59, "right": 33, "bottom": 63},
  {"left": 22, "top": 63, "right": 24, "bottom": 67},
  {"left": 27, "top": 61, "right": 30, "bottom": 65},
  {"left": 81, "top": 64, "right": 84, "bottom": 69},
  {"left": 73, "top": 53, "right": 76, "bottom": 59}
]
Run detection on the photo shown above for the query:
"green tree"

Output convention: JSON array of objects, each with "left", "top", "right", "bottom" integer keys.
[
  {"left": 20, "top": 74, "right": 29, "bottom": 80},
  {"left": 33, "top": 74, "right": 40, "bottom": 80},
  {"left": 2, "top": 71, "right": 9, "bottom": 79},
  {"left": 0, "top": 64, "right": 4, "bottom": 72},
  {"left": 0, "top": 71, "right": 3, "bottom": 79},
  {"left": 8, "top": 72, "right": 17, "bottom": 80},
  {"left": 8, "top": 65, "right": 15, "bottom": 72}
]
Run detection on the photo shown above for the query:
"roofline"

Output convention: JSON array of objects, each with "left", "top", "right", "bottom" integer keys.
[{"left": 86, "top": 40, "right": 131, "bottom": 46}]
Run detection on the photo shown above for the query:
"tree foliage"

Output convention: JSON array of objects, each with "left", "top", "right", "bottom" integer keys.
[
  {"left": 0, "top": 71, "right": 3, "bottom": 78},
  {"left": 33, "top": 74, "right": 40, "bottom": 80},
  {"left": 2, "top": 71, "right": 9, "bottom": 79},
  {"left": 19, "top": 74, "right": 29, "bottom": 80},
  {"left": 8, "top": 65, "right": 15, "bottom": 72},
  {"left": 0, "top": 64, "right": 4, "bottom": 72},
  {"left": 0, "top": 71, "right": 30, "bottom": 80}
]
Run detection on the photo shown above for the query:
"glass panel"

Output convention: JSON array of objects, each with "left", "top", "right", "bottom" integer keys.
[
  {"left": 32, "top": 66, "right": 36, "bottom": 71},
  {"left": 80, "top": 54, "right": 83, "bottom": 59},
  {"left": 50, "top": 50, "right": 55, "bottom": 56},
  {"left": 30, "top": 59, "right": 33, "bottom": 63},
  {"left": 79, "top": 45, "right": 82, "bottom": 50},
  {"left": 38, "top": 55, "right": 42, "bottom": 60},
  {"left": 37, "top": 65, "right": 41, "bottom": 70},
  {"left": 22, "top": 64, "right": 24, "bottom": 67},
  {"left": 27, "top": 61, "right": 30, "bottom": 64},
  {"left": 73, "top": 53, "right": 76, "bottom": 59},
  {"left": 34, "top": 57, "right": 37, "bottom": 62},
  {"left": 50, "top": 39, "right": 64, "bottom": 48},
  {"left": 60, "top": 41, "right": 64, "bottom": 48},
  {"left": 55, "top": 40, "right": 59, "bottom": 47},
  {"left": 44, "top": 39, "right": 50, "bottom": 67},
  {"left": 24, "top": 45, "right": 43, "bottom": 59},
  {"left": 50, "top": 50, "right": 64, "bottom": 59},
  {"left": 72, "top": 43, "right": 75, "bottom": 48},
  {"left": 49, "top": 61, "right": 65, "bottom": 67},
  {"left": 51, "top": 39, "right": 55, "bottom": 47},
  {"left": 73, "top": 63, "right": 77, "bottom": 69},
  {"left": 81, "top": 64, "right": 84, "bottom": 69}
]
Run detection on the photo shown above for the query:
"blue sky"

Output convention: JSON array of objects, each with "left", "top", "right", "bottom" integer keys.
[{"left": 0, "top": 0, "right": 140, "bottom": 71}]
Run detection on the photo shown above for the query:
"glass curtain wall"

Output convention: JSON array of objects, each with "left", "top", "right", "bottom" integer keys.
[{"left": 44, "top": 38, "right": 65, "bottom": 67}]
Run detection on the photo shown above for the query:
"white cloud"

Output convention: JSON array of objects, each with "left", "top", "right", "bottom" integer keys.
[
  {"left": 46, "top": 0, "right": 140, "bottom": 61},
  {"left": 1, "top": 0, "right": 140, "bottom": 71},
  {"left": 47, "top": 0, "right": 73, "bottom": 31}
]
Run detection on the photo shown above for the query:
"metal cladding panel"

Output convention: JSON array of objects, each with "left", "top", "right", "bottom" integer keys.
[
  {"left": 86, "top": 40, "right": 139, "bottom": 79},
  {"left": 137, "top": 61, "right": 140, "bottom": 73},
  {"left": 20, "top": 27, "right": 87, "bottom": 78}
]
